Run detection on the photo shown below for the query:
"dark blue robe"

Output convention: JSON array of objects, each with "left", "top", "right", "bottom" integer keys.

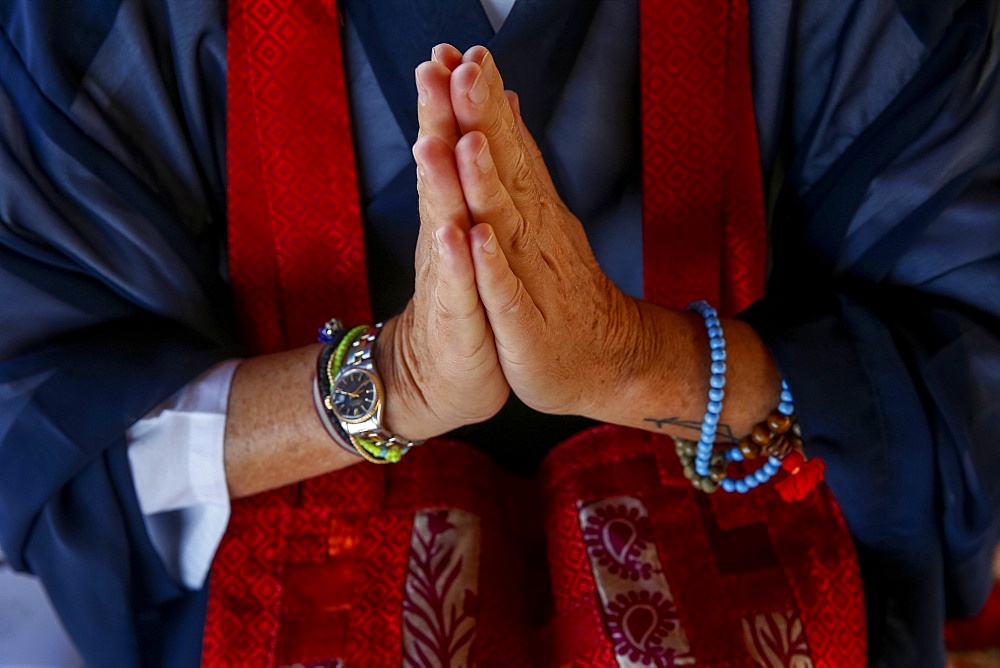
[{"left": 0, "top": 1, "right": 997, "bottom": 665}]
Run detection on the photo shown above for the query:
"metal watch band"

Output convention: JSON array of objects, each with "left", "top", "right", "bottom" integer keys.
[{"left": 333, "top": 324, "right": 423, "bottom": 462}]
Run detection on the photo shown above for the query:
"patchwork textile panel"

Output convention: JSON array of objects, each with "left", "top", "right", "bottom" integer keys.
[{"left": 204, "top": 426, "right": 865, "bottom": 666}]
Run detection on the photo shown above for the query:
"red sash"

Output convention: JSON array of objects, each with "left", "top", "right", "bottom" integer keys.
[{"left": 209, "top": 1, "right": 866, "bottom": 665}]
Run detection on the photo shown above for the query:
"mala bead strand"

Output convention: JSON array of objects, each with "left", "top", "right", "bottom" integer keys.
[
  {"left": 676, "top": 438, "right": 722, "bottom": 493},
  {"left": 687, "top": 300, "right": 727, "bottom": 479},
  {"left": 674, "top": 376, "right": 805, "bottom": 495},
  {"left": 672, "top": 300, "right": 813, "bottom": 498}
]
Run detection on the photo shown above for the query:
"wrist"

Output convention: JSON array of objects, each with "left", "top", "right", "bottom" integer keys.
[
  {"left": 373, "top": 313, "right": 453, "bottom": 441},
  {"left": 583, "top": 295, "right": 691, "bottom": 424}
]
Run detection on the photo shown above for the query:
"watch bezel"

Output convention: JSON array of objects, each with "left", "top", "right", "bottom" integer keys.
[{"left": 331, "top": 366, "right": 382, "bottom": 424}]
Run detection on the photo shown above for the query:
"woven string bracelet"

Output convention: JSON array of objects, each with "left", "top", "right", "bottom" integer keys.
[{"left": 313, "top": 320, "right": 365, "bottom": 456}]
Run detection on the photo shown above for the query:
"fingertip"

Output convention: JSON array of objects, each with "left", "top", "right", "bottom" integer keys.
[
  {"left": 462, "top": 47, "right": 497, "bottom": 85},
  {"left": 505, "top": 90, "right": 521, "bottom": 120},
  {"left": 434, "top": 226, "right": 453, "bottom": 264},
  {"left": 434, "top": 225, "right": 465, "bottom": 255},
  {"left": 432, "top": 43, "right": 463, "bottom": 69},
  {"left": 433, "top": 225, "right": 450, "bottom": 255},
  {"left": 415, "top": 60, "right": 452, "bottom": 91},
  {"left": 450, "top": 61, "right": 479, "bottom": 103},
  {"left": 470, "top": 223, "right": 497, "bottom": 255},
  {"left": 481, "top": 229, "right": 498, "bottom": 255},
  {"left": 435, "top": 225, "right": 475, "bottom": 280},
  {"left": 455, "top": 131, "right": 489, "bottom": 167},
  {"left": 413, "top": 134, "right": 452, "bottom": 162},
  {"left": 414, "top": 63, "right": 430, "bottom": 105},
  {"left": 411, "top": 135, "right": 431, "bottom": 166},
  {"left": 463, "top": 45, "right": 489, "bottom": 64},
  {"left": 474, "top": 141, "right": 493, "bottom": 172}
]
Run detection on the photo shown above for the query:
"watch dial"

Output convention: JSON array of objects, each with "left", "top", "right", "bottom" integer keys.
[{"left": 332, "top": 368, "right": 378, "bottom": 422}]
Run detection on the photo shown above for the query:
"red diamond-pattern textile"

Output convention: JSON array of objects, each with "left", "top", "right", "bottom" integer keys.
[
  {"left": 210, "top": 0, "right": 865, "bottom": 664},
  {"left": 767, "top": 489, "right": 868, "bottom": 666},
  {"left": 203, "top": 505, "right": 286, "bottom": 666},
  {"left": 227, "top": 0, "right": 370, "bottom": 355},
  {"left": 641, "top": 0, "right": 767, "bottom": 315},
  {"left": 345, "top": 512, "right": 411, "bottom": 664}
]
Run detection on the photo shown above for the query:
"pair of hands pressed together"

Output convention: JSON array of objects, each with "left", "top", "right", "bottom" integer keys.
[
  {"left": 377, "top": 43, "right": 639, "bottom": 440},
  {"left": 376, "top": 44, "right": 783, "bottom": 445},
  {"left": 224, "top": 45, "right": 782, "bottom": 498}
]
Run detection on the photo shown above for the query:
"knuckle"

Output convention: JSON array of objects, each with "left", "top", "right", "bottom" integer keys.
[
  {"left": 432, "top": 282, "right": 475, "bottom": 321},
  {"left": 482, "top": 107, "right": 507, "bottom": 142},
  {"left": 508, "top": 151, "right": 536, "bottom": 198},
  {"left": 414, "top": 254, "right": 432, "bottom": 283},
  {"left": 432, "top": 286, "right": 458, "bottom": 319},
  {"left": 528, "top": 141, "right": 544, "bottom": 165},
  {"left": 506, "top": 215, "right": 531, "bottom": 255},
  {"left": 495, "top": 276, "right": 527, "bottom": 317}
]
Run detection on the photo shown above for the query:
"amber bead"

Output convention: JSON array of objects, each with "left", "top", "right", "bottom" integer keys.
[
  {"left": 751, "top": 423, "right": 773, "bottom": 446},
  {"left": 683, "top": 464, "right": 696, "bottom": 480},
  {"left": 766, "top": 411, "right": 793, "bottom": 434},
  {"left": 739, "top": 436, "right": 761, "bottom": 459}
]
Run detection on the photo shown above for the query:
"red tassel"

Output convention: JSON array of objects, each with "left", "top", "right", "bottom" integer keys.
[{"left": 775, "top": 452, "right": 825, "bottom": 502}]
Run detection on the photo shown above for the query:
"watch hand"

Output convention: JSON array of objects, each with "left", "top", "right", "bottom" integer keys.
[{"left": 337, "top": 388, "right": 361, "bottom": 398}]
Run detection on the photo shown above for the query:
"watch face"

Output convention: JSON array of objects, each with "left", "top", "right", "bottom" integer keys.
[{"left": 332, "top": 368, "right": 379, "bottom": 423}]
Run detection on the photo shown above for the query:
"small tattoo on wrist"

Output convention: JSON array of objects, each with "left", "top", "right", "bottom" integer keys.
[{"left": 643, "top": 416, "right": 737, "bottom": 442}]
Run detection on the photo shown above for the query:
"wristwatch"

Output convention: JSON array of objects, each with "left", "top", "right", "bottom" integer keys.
[{"left": 329, "top": 325, "right": 422, "bottom": 463}]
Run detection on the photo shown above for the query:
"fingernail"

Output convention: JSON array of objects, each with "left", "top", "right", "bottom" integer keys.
[
  {"left": 434, "top": 227, "right": 448, "bottom": 254},
  {"left": 483, "top": 51, "right": 496, "bottom": 84},
  {"left": 415, "top": 70, "right": 428, "bottom": 106},
  {"left": 481, "top": 231, "right": 497, "bottom": 254},
  {"left": 412, "top": 142, "right": 426, "bottom": 177},
  {"left": 430, "top": 45, "right": 440, "bottom": 62},
  {"left": 468, "top": 67, "right": 488, "bottom": 105},
  {"left": 475, "top": 142, "right": 492, "bottom": 171}
]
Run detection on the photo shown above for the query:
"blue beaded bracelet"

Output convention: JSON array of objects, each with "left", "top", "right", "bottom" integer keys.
[
  {"left": 674, "top": 379, "right": 800, "bottom": 494},
  {"left": 673, "top": 299, "right": 801, "bottom": 495},
  {"left": 688, "top": 300, "right": 727, "bottom": 478}
]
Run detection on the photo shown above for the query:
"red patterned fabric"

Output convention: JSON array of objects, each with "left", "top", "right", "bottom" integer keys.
[
  {"left": 208, "top": 0, "right": 866, "bottom": 665},
  {"left": 640, "top": 0, "right": 766, "bottom": 314},
  {"left": 227, "top": 0, "right": 370, "bottom": 354}
]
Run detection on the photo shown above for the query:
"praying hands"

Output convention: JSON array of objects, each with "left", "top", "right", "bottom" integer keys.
[{"left": 375, "top": 44, "right": 785, "bottom": 447}]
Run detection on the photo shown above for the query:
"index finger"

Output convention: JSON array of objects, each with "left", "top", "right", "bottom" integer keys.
[
  {"left": 449, "top": 47, "right": 543, "bottom": 210},
  {"left": 416, "top": 60, "right": 460, "bottom": 148}
]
